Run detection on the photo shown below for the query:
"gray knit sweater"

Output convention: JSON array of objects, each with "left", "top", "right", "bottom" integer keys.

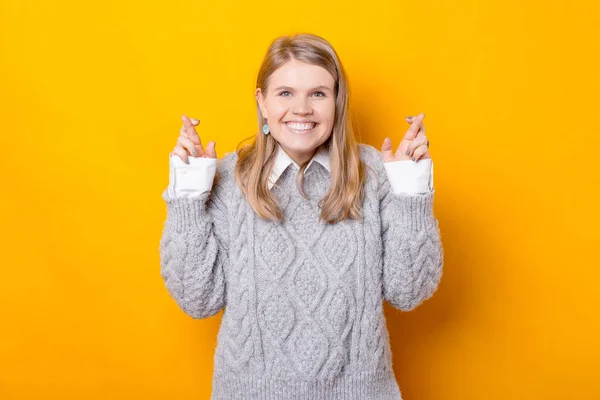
[{"left": 159, "top": 143, "right": 444, "bottom": 400}]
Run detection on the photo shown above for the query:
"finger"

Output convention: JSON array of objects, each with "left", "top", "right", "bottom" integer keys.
[
  {"left": 180, "top": 125, "right": 201, "bottom": 147},
  {"left": 392, "top": 138, "right": 412, "bottom": 160},
  {"left": 182, "top": 114, "right": 200, "bottom": 128},
  {"left": 381, "top": 137, "right": 395, "bottom": 162},
  {"left": 403, "top": 112, "right": 425, "bottom": 141},
  {"left": 182, "top": 115, "right": 203, "bottom": 146},
  {"left": 179, "top": 118, "right": 200, "bottom": 144},
  {"left": 405, "top": 127, "right": 427, "bottom": 157},
  {"left": 177, "top": 135, "right": 198, "bottom": 157},
  {"left": 204, "top": 141, "right": 218, "bottom": 158},
  {"left": 411, "top": 144, "right": 429, "bottom": 162},
  {"left": 181, "top": 116, "right": 205, "bottom": 156},
  {"left": 172, "top": 147, "right": 190, "bottom": 164}
]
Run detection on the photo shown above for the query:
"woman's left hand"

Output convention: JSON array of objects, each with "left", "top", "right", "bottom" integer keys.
[{"left": 381, "top": 112, "right": 431, "bottom": 162}]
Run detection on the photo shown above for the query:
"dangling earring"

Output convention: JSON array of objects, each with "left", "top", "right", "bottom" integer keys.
[{"left": 262, "top": 123, "right": 270, "bottom": 135}]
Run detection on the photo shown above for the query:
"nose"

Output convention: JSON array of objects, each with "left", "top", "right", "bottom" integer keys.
[{"left": 293, "top": 96, "right": 313, "bottom": 115}]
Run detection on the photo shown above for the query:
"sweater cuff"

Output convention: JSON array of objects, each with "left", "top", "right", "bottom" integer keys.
[
  {"left": 161, "top": 189, "right": 211, "bottom": 233},
  {"left": 383, "top": 158, "right": 432, "bottom": 194},
  {"left": 390, "top": 189, "right": 436, "bottom": 231},
  {"left": 169, "top": 154, "right": 217, "bottom": 197}
]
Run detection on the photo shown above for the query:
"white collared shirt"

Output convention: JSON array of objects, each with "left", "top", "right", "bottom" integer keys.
[
  {"left": 167, "top": 143, "right": 432, "bottom": 197},
  {"left": 266, "top": 143, "right": 331, "bottom": 190}
]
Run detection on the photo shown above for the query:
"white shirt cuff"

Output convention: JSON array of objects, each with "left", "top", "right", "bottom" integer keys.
[
  {"left": 383, "top": 158, "right": 433, "bottom": 194},
  {"left": 168, "top": 154, "right": 217, "bottom": 198}
]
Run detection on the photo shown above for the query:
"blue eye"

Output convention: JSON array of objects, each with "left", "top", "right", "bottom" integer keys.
[
  {"left": 279, "top": 91, "right": 291, "bottom": 96},
  {"left": 313, "top": 91, "right": 325, "bottom": 97}
]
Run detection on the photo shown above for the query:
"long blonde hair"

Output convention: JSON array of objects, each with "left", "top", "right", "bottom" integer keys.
[{"left": 234, "top": 33, "right": 367, "bottom": 224}]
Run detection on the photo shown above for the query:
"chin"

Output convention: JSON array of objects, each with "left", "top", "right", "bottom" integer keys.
[{"left": 283, "top": 135, "right": 322, "bottom": 150}]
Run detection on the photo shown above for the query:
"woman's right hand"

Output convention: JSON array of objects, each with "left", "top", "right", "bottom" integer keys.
[{"left": 170, "top": 114, "right": 217, "bottom": 164}]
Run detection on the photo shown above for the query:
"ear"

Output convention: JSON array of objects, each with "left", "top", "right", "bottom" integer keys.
[{"left": 255, "top": 87, "right": 268, "bottom": 119}]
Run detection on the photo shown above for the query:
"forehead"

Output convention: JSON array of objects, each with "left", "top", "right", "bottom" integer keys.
[{"left": 269, "top": 58, "right": 335, "bottom": 89}]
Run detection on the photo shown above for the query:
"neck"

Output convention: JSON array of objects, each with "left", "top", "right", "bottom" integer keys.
[{"left": 280, "top": 144, "right": 317, "bottom": 167}]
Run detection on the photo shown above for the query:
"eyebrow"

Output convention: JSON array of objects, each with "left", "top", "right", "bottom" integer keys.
[{"left": 273, "top": 85, "right": 333, "bottom": 92}]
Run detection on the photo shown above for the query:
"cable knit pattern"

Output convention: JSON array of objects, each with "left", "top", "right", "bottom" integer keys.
[{"left": 158, "top": 143, "right": 444, "bottom": 400}]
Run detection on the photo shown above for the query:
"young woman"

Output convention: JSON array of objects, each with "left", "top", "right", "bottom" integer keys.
[{"left": 160, "top": 33, "right": 443, "bottom": 400}]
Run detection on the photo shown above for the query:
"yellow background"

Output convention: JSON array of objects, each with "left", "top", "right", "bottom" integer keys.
[{"left": 1, "top": 0, "right": 598, "bottom": 398}]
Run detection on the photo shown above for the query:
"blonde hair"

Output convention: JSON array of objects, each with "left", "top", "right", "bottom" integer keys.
[{"left": 234, "top": 33, "right": 367, "bottom": 224}]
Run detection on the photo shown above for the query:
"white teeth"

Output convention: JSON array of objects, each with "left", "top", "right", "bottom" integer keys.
[{"left": 286, "top": 122, "right": 316, "bottom": 131}]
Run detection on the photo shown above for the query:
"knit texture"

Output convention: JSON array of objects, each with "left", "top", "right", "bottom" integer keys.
[{"left": 159, "top": 143, "right": 444, "bottom": 400}]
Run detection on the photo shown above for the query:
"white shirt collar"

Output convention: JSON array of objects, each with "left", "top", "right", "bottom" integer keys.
[{"left": 268, "top": 143, "right": 331, "bottom": 190}]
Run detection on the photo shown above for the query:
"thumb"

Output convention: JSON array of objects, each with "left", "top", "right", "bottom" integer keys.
[
  {"left": 381, "top": 137, "right": 394, "bottom": 162},
  {"left": 205, "top": 141, "right": 217, "bottom": 158}
]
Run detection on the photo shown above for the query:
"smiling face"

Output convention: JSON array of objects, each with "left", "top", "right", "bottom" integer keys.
[{"left": 256, "top": 58, "right": 336, "bottom": 166}]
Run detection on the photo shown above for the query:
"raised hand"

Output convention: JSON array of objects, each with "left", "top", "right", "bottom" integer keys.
[
  {"left": 170, "top": 114, "right": 217, "bottom": 164},
  {"left": 381, "top": 112, "right": 431, "bottom": 163}
]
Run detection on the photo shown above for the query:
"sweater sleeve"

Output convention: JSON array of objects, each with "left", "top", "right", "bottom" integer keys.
[
  {"left": 377, "top": 159, "right": 444, "bottom": 311},
  {"left": 158, "top": 164, "right": 229, "bottom": 319}
]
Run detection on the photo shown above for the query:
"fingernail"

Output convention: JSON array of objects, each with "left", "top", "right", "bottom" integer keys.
[
  {"left": 405, "top": 149, "right": 410, "bottom": 156},
  {"left": 191, "top": 118, "right": 199, "bottom": 124},
  {"left": 192, "top": 149, "right": 197, "bottom": 156},
  {"left": 405, "top": 116, "right": 413, "bottom": 120}
]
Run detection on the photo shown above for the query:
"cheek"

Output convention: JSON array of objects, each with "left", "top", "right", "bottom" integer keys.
[
  {"left": 319, "top": 102, "right": 336, "bottom": 125},
  {"left": 267, "top": 99, "right": 289, "bottom": 119}
]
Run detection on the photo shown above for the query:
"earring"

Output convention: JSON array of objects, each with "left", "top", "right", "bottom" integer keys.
[{"left": 262, "top": 123, "right": 270, "bottom": 135}]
